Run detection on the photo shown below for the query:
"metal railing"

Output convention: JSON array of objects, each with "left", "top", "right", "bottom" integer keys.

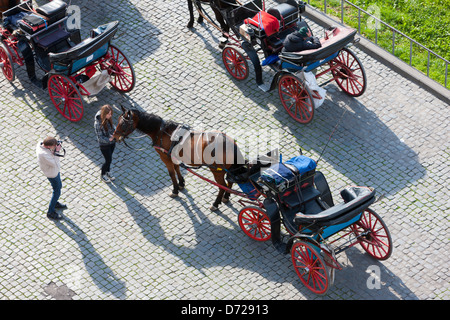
[{"left": 307, "top": 0, "right": 449, "bottom": 88}]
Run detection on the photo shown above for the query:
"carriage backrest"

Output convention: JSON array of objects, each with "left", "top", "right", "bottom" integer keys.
[{"left": 49, "top": 21, "right": 119, "bottom": 75}]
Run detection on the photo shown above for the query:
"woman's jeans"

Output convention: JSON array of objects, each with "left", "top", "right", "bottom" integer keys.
[
  {"left": 100, "top": 143, "right": 115, "bottom": 176},
  {"left": 47, "top": 173, "right": 62, "bottom": 214}
]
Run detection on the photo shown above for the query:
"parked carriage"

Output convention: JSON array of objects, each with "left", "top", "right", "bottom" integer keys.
[
  {"left": 189, "top": 0, "right": 367, "bottom": 124},
  {"left": 196, "top": 150, "right": 392, "bottom": 295},
  {"left": 0, "top": 0, "right": 135, "bottom": 121}
]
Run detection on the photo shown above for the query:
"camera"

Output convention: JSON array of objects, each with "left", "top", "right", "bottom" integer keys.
[{"left": 54, "top": 140, "right": 66, "bottom": 157}]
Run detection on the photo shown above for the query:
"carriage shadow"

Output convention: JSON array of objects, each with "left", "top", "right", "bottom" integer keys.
[{"left": 275, "top": 90, "right": 426, "bottom": 198}]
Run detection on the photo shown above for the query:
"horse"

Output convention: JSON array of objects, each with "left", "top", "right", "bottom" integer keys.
[
  {"left": 112, "top": 106, "right": 245, "bottom": 211},
  {"left": 187, "top": 0, "right": 237, "bottom": 36}
]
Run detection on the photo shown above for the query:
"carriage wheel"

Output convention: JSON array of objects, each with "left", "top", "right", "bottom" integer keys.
[
  {"left": 351, "top": 209, "right": 392, "bottom": 260},
  {"left": 0, "top": 43, "right": 15, "bottom": 82},
  {"left": 330, "top": 48, "right": 367, "bottom": 97},
  {"left": 102, "top": 45, "right": 135, "bottom": 92},
  {"left": 278, "top": 74, "right": 315, "bottom": 124},
  {"left": 48, "top": 74, "right": 84, "bottom": 122},
  {"left": 222, "top": 46, "right": 249, "bottom": 80},
  {"left": 238, "top": 206, "right": 271, "bottom": 241},
  {"left": 291, "top": 240, "right": 330, "bottom": 295}
]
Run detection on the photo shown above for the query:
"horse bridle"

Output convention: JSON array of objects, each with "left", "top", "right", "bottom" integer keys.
[{"left": 116, "top": 111, "right": 136, "bottom": 141}]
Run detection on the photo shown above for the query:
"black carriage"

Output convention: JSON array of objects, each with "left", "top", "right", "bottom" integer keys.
[
  {"left": 190, "top": 0, "right": 367, "bottom": 124},
  {"left": 224, "top": 151, "right": 393, "bottom": 294},
  {"left": 184, "top": 150, "right": 392, "bottom": 295},
  {"left": 0, "top": 0, "right": 135, "bottom": 121}
]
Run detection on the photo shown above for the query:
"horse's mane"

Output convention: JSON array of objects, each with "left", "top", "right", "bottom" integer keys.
[{"left": 131, "top": 109, "right": 180, "bottom": 134}]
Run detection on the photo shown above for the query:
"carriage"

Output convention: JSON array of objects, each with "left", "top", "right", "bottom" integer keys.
[
  {"left": 185, "top": 150, "right": 392, "bottom": 295},
  {"left": 189, "top": 0, "right": 367, "bottom": 124},
  {"left": 0, "top": 0, "right": 135, "bottom": 122}
]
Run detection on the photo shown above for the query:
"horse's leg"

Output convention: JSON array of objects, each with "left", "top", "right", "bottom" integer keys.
[
  {"left": 197, "top": 1, "right": 204, "bottom": 24},
  {"left": 187, "top": 0, "right": 195, "bottom": 28},
  {"left": 210, "top": 170, "right": 227, "bottom": 211},
  {"left": 174, "top": 164, "right": 185, "bottom": 190},
  {"left": 211, "top": 7, "right": 229, "bottom": 34},
  {"left": 222, "top": 181, "right": 233, "bottom": 203},
  {"left": 160, "top": 155, "right": 180, "bottom": 197}
]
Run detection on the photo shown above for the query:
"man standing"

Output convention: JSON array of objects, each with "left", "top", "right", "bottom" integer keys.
[{"left": 36, "top": 136, "right": 67, "bottom": 220}]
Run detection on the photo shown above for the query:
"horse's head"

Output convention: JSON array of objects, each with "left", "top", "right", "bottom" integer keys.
[{"left": 113, "top": 106, "right": 137, "bottom": 142}]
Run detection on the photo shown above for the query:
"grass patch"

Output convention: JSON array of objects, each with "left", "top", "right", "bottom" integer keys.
[{"left": 307, "top": 0, "right": 449, "bottom": 87}]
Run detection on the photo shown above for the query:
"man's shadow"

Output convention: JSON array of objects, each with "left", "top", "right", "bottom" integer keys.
[{"left": 54, "top": 216, "right": 127, "bottom": 299}]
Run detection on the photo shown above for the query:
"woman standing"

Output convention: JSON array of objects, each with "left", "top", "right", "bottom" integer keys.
[{"left": 94, "top": 104, "right": 116, "bottom": 183}]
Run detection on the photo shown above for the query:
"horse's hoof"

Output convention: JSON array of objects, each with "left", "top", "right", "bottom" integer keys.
[
  {"left": 222, "top": 198, "right": 229, "bottom": 203},
  {"left": 187, "top": 22, "right": 194, "bottom": 29},
  {"left": 179, "top": 185, "right": 185, "bottom": 191},
  {"left": 170, "top": 193, "right": 179, "bottom": 198},
  {"left": 210, "top": 205, "right": 218, "bottom": 211}
]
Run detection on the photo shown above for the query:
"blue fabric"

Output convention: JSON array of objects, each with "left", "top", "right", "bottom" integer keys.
[
  {"left": 260, "top": 163, "right": 295, "bottom": 189},
  {"left": 285, "top": 156, "right": 316, "bottom": 174},
  {"left": 261, "top": 54, "right": 280, "bottom": 66},
  {"left": 47, "top": 173, "right": 62, "bottom": 213},
  {"left": 238, "top": 182, "right": 259, "bottom": 200}
]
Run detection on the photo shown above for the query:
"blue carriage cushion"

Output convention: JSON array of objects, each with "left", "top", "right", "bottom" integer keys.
[
  {"left": 259, "top": 163, "right": 296, "bottom": 191},
  {"left": 34, "top": 23, "right": 70, "bottom": 50},
  {"left": 284, "top": 155, "right": 316, "bottom": 175},
  {"left": 237, "top": 182, "right": 259, "bottom": 200}
]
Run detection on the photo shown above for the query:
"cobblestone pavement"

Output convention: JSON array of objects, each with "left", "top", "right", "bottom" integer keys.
[{"left": 0, "top": 0, "right": 448, "bottom": 300}]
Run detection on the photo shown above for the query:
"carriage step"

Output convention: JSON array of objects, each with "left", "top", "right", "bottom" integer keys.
[{"left": 258, "top": 83, "right": 271, "bottom": 92}]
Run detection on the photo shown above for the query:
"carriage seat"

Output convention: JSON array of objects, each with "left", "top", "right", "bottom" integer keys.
[
  {"left": 49, "top": 20, "right": 118, "bottom": 65},
  {"left": 35, "top": 0, "right": 67, "bottom": 19},
  {"left": 279, "top": 27, "right": 357, "bottom": 65},
  {"left": 293, "top": 186, "right": 375, "bottom": 227},
  {"left": 281, "top": 185, "right": 321, "bottom": 209},
  {"left": 33, "top": 22, "right": 70, "bottom": 50}
]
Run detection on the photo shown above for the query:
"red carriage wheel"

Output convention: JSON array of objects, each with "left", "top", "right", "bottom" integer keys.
[
  {"left": 291, "top": 240, "right": 330, "bottom": 295},
  {"left": 0, "top": 43, "right": 15, "bottom": 82},
  {"left": 330, "top": 48, "right": 367, "bottom": 97},
  {"left": 278, "top": 74, "right": 315, "bottom": 124},
  {"left": 48, "top": 74, "right": 84, "bottom": 122},
  {"left": 351, "top": 208, "right": 393, "bottom": 260},
  {"left": 222, "top": 46, "right": 249, "bottom": 80},
  {"left": 238, "top": 206, "right": 271, "bottom": 241},
  {"left": 102, "top": 45, "right": 135, "bottom": 92}
]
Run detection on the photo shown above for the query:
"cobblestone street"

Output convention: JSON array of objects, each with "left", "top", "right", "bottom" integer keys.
[{"left": 0, "top": 0, "right": 448, "bottom": 300}]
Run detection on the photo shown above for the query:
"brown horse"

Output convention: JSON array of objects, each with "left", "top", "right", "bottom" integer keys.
[{"left": 112, "top": 106, "right": 245, "bottom": 210}]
